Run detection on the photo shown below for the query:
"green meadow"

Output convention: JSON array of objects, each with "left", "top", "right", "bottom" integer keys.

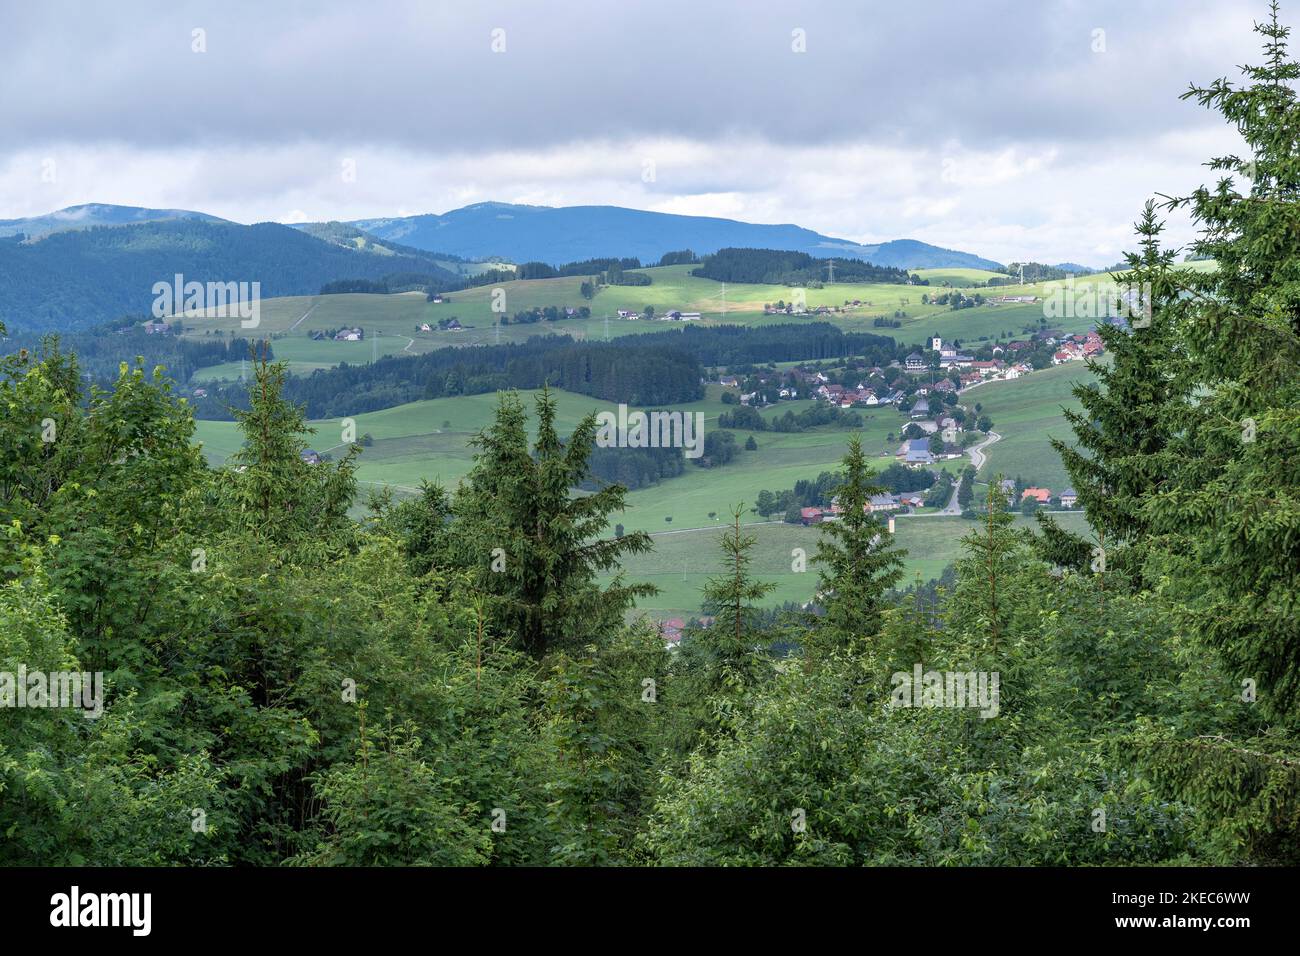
[
  {"left": 167, "top": 263, "right": 1148, "bottom": 381},
  {"left": 193, "top": 385, "right": 923, "bottom": 506},
  {"left": 613, "top": 509, "right": 1095, "bottom": 619},
  {"left": 191, "top": 355, "right": 1096, "bottom": 619},
  {"left": 183, "top": 260, "right": 1112, "bottom": 617},
  {"left": 968, "top": 360, "right": 1102, "bottom": 491}
]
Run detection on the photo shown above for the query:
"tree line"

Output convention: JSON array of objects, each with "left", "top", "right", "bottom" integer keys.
[{"left": 691, "top": 247, "right": 916, "bottom": 285}]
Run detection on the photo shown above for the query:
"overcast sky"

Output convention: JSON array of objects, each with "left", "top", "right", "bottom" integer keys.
[{"left": 0, "top": 0, "right": 1275, "bottom": 265}]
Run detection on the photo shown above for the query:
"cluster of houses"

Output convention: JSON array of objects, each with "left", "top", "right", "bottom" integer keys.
[
  {"left": 142, "top": 320, "right": 172, "bottom": 335},
  {"left": 904, "top": 336, "right": 1035, "bottom": 384},
  {"left": 763, "top": 301, "right": 873, "bottom": 316},
  {"left": 789, "top": 480, "right": 1081, "bottom": 523},
  {"left": 1026, "top": 487, "right": 1077, "bottom": 507},
  {"left": 797, "top": 492, "right": 926, "bottom": 525},
  {"left": 895, "top": 411, "right": 965, "bottom": 464},
  {"left": 1051, "top": 330, "right": 1105, "bottom": 365},
  {"left": 717, "top": 327, "right": 1110, "bottom": 418},
  {"left": 999, "top": 479, "right": 1079, "bottom": 508},
  {"left": 900, "top": 331, "right": 1106, "bottom": 385},
  {"left": 309, "top": 327, "right": 366, "bottom": 342},
  {"left": 813, "top": 379, "right": 904, "bottom": 408},
  {"left": 616, "top": 309, "right": 701, "bottom": 321},
  {"left": 418, "top": 319, "right": 463, "bottom": 332}
]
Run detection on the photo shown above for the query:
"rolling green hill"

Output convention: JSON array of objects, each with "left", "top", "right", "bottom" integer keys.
[
  {"left": 0, "top": 218, "right": 462, "bottom": 332},
  {"left": 968, "top": 360, "right": 1101, "bottom": 491},
  {"left": 192, "top": 356, "right": 1097, "bottom": 617},
  {"left": 175, "top": 263, "right": 1134, "bottom": 383},
  {"left": 619, "top": 510, "right": 1093, "bottom": 618}
]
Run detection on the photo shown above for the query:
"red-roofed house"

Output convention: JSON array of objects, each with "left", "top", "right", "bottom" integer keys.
[
  {"left": 800, "top": 507, "right": 824, "bottom": 525},
  {"left": 659, "top": 618, "right": 686, "bottom": 646}
]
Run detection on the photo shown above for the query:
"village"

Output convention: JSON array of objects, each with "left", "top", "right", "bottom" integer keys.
[{"left": 712, "top": 327, "right": 1104, "bottom": 524}]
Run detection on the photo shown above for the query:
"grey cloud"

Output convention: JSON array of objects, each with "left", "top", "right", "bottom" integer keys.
[{"left": 0, "top": 0, "right": 1265, "bottom": 152}]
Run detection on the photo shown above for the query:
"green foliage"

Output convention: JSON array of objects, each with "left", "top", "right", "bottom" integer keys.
[
  {"left": 693, "top": 505, "right": 776, "bottom": 696},
  {"left": 810, "top": 436, "right": 906, "bottom": 655},
  {"left": 1049, "top": 3, "right": 1300, "bottom": 862},
  {"left": 451, "top": 387, "right": 656, "bottom": 657},
  {"left": 295, "top": 719, "right": 493, "bottom": 867}
]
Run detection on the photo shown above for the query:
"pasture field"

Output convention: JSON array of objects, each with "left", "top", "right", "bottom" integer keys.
[
  {"left": 967, "top": 359, "right": 1102, "bottom": 490},
  {"left": 174, "top": 259, "right": 1188, "bottom": 622},
  {"left": 194, "top": 386, "right": 924, "bottom": 511},
  {"left": 612, "top": 509, "right": 1094, "bottom": 619},
  {"left": 192, "top": 357, "right": 1093, "bottom": 617},
  {"left": 911, "top": 267, "right": 1007, "bottom": 285},
  {"left": 165, "top": 263, "right": 1152, "bottom": 381}
]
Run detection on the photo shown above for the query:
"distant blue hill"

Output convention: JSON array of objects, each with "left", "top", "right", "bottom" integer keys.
[
  {"left": 0, "top": 203, "right": 224, "bottom": 239},
  {"left": 0, "top": 218, "right": 459, "bottom": 333},
  {"left": 328, "top": 202, "right": 1004, "bottom": 271}
]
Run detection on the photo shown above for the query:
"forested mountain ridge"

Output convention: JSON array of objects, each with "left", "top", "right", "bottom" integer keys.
[
  {"left": 0, "top": 218, "right": 461, "bottom": 333},
  {"left": 0, "top": 202, "right": 224, "bottom": 239},
  {"left": 331, "top": 202, "right": 1004, "bottom": 270}
]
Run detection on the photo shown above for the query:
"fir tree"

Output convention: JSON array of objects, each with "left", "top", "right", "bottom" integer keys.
[
  {"left": 1048, "top": 202, "right": 1185, "bottom": 582},
  {"left": 954, "top": 480, "right": 1020, "bottom": 655},
  {"left": 1148, "top": 1, "right": 1300, "bottom": 718},
  {"left": 1115, "top": 2, "right": 1300, "bottom": 862},
  {"left": 810, "top": 435, "right": 906, "bottom": 656},
  {"left": 698, "top": 504, "right": 775, "bottom": 692},
  {"left": 455, "top": 387, "right": 655, "bottom": 656},
  {"left": 223, "top": 351, "right": 358, "bottom": 556}
]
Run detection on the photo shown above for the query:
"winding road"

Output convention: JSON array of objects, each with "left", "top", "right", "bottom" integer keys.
[
  {"left": 904, "top": 430, "right": 1001, "bottom": 517},
  {"left": 967, "top": 430, "right": 1001, "bottom": 472}
]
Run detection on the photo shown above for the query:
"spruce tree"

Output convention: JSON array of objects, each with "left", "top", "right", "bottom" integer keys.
[
  {"left": 1112, "top": 3, "right": 1300, "bottom": 862},
  {"left": 455, "top": 387, "right": 655, "bottom": 657},
  {"left": 1048, "top": 202, "right": 1185, "bottom": 581},
  {"left": 810, "top": 435, "right": 906, "bottom": 655},
  {"left": 1149, "top": 1, "right": 1300, "bottom": 718},
  {"left": 954, "top": 480, "right": 1021, "bottom": 656},
  {"left": 698, "top": 504, "right": 775, "bottom": 692},
  {"left": 223, "top": 352, "right": 358, "bottom": 556}
]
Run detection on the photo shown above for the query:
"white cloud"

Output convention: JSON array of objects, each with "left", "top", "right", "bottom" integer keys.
[{"left": 0, "top": 0, "right": 1271, "bottom": 265}]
